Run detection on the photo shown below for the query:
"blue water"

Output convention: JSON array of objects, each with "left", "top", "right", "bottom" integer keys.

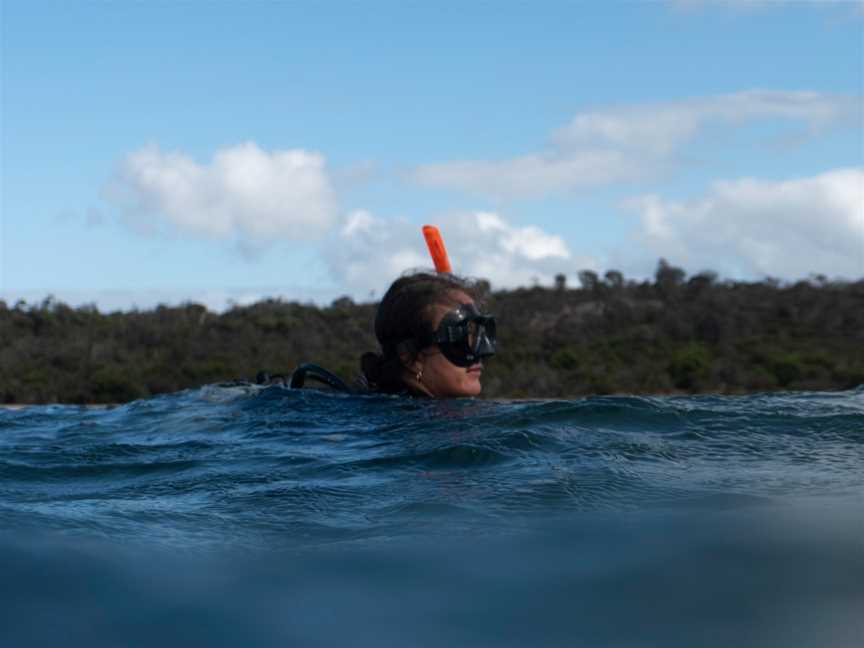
[{"left": 2, "top": 387, "right": 862, "bottom": 647}]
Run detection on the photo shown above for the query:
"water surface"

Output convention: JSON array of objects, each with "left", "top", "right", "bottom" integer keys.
[{"left": 2, "top": 386, "right": 862, "bottom": 646}]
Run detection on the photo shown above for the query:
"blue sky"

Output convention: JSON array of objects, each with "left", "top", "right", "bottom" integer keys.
[{"left": 2, "top": 0, "right": 862, "bottom": 311}]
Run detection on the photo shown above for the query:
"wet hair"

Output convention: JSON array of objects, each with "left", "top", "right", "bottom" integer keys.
[{"left": 360, "top": 272, "right": 481, "bottom": 394}]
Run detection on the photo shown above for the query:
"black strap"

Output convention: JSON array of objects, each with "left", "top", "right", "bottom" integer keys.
[{"left": 287, "top": 363, "right": 352, "bottom": 393}]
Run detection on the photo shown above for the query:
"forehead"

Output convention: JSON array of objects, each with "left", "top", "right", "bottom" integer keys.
[
  {"left": 446, "top": 289, "right": 474, "bottom": 306},
  {"left": 428, "top": 290, "right": 475, "bottom": 327}
]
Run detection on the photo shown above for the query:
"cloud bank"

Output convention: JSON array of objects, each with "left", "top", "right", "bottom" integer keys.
[
  {"left": 554, "top": 90, "right": 854, "bottom": 153},
  {"left": 98, "top": 88, "right": 861, "bottom": 306},
  {"left": 325, "top": 210, "right": 598, "bottom": 296},
  {"left": 627, "top": 167, "right": 864, "bottom": 279},
  {"left": 412, "top": 91, "right": 859, "bottom": 200},
  {"left": 411, "top": 151, "right": 644, "bottom": 199},
  {"left": 106, "top": 142, "right": 338, "bottom": 243},
  {"left": 102, "top": 141, "right": 602, "bottom": 296}
]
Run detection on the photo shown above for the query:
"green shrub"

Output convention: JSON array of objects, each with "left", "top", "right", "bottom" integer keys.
[{"left": 669, "top": 343, "right": 712, "bottom": 390}]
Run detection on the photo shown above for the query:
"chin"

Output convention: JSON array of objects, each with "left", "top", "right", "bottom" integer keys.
[{"left": 461, "top": 379, "right": 482, "bottom": 397}]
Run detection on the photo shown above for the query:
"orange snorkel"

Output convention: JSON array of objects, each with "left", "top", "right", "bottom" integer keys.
[{"left": 422, "top": 225, "right": 452, "bottom": 273}]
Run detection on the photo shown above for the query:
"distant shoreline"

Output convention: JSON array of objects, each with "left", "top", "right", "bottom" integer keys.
[{"left": 2, "top": 269, "right": 861, "bottom": 402}]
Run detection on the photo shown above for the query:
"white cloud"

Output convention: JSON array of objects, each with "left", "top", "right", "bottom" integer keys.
[
  {"left": 412, "top": 91, "right": 859, "bottom": 200},
  {"left": 413, "top": 151, "right": 643, "bottom": 200},
  {"left": 474, "top": 212, "right": 570, "bottom": 260},
  {"left": 325, "top": 210, "right": 598, "bottom": 296},
  {"left": 625, "top": 167, "right": 864, "bottom": 279},
  {"left": 105, "top": 142, "right": 338, "bottom": 244},
  {"left": 555, "top": 90, "right": 854, "bottom": 153}
]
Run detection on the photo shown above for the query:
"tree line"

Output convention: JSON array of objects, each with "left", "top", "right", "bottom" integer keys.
[{"left": 2, "top": 261, "right": 862, "bottom": 403}]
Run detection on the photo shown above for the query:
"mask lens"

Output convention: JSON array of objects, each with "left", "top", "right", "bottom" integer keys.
[
  {"left": 433, "top": 306, "right": 497, "bottom": 368},
  {"left": 465, "top": 320, "right": 478, "bottom": 350}
]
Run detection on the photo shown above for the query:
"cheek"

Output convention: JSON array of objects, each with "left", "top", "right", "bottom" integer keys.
[{"left": 427, "top": 357, "right": 480, "bottom": 396}]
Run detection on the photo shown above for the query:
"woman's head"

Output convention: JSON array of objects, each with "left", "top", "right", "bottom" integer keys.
[{"left": 360, "top": 272, "right": 495, "bottom": 397}]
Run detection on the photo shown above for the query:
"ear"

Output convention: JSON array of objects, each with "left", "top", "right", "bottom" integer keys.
[{"left": 399, "top": 351, "right": 422, "bottom": 373}]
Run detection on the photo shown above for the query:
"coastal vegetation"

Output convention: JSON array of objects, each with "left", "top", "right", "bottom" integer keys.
[{"left": 2, "top": 261, "right": 862, "bottom": 404}]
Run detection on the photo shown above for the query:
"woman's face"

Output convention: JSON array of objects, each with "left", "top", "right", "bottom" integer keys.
[{"left": 406, "top": 291, "right": 485, "bottom": 398}]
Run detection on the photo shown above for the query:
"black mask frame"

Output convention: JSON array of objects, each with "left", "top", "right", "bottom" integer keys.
[{"left": 396, "top": 303, "right": 497, "bottom": 368}]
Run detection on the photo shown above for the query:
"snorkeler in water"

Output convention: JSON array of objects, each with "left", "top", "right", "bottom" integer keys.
[
  {"left": 359, "top": 271, "right": 497, "bottom": 398},
  {"left": 275, "top": 226, "right": 496, "bottom": 397}
]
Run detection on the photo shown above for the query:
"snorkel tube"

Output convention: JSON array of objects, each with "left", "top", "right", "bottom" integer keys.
[{"left": 422, "top": 225, "right": 452, "bottom": 273}]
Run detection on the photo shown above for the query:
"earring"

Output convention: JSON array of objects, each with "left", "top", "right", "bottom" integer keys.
[{"left": 416, "top": 368, "right": 423, "bottom": 383}]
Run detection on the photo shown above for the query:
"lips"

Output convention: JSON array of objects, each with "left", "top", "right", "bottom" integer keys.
[{"left": 467, "top": 364, "right": 483, "bottom": 374}]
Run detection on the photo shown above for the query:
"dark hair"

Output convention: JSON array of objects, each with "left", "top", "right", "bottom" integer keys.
[{"left": 360, "top": 272, "right": 481, "bottom": 393}]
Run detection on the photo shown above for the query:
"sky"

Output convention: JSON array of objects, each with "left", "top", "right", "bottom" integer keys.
[{"left": 1, "top": 0, "right": 862, "bottom": 311}]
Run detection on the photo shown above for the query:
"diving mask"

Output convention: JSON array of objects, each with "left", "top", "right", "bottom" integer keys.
[{"left": 397, "top": 303, "right": 497, "bottom": 368}]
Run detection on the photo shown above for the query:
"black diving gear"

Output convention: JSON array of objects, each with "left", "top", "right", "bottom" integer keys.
[
  {"left": 288, "top": 363, "right": 352, "bottom": 391},
  {"left": 256, "top": 364, "right": 352, "bottom": 392},
  {"left": 396, "top": 303, "right": 496, "bottom": 368}
]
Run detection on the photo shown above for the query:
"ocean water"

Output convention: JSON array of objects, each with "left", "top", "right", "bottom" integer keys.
[{"left": 1, "top": 386, "right": 862, "bottom": 647}]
